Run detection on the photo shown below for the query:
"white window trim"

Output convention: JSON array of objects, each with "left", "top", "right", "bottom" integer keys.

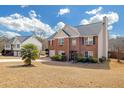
[
  {"left": 17, "top": 44, "right": 20, "bottom": 48},
  {"left": 84, "top": 36, "right": 93, "bottom": 45},
  {"left": 58, "top": 50, "right": 65, "bottom": 55},
  {"left": 50, "top": 40, "right": 53, "bottom": 46},
  {"left": 58, "top": 38, "right": 64, "bottom": 45},
  {"left": 6, "top": 44, "right": 10, "bottom": 48},
  {"left": 85, "top": 51, "right": 93, "bottom": 57},
  {"left": 72, "top": 38, "right": 76, "bottom": 46}
]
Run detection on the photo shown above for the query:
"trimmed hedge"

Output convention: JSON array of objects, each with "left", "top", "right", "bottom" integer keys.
[
  {"left": 51, "top": 54, "right": 66, "bottom": 61},
  {"left": 75, "top": 55, "right": 98, "bottom": 63},
  {"left": 99, "top": 56, "right": 106, "bottom": 63}
]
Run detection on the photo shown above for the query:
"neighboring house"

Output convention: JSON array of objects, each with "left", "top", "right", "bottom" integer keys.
[
  {"left": 48, "top": 17, "right": 108, "bottom": 61},
  {"left": 4, "top": 35, "right": 42, "bottom": 56}
]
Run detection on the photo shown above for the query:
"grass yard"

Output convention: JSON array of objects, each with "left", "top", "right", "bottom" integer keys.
[{"left": 0, "top": 59, "right": 124, "bottom": 88}]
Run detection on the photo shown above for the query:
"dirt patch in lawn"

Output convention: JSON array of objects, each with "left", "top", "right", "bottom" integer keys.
[{"left": 0, "top": 59, "right": 124, "bottom": 88}]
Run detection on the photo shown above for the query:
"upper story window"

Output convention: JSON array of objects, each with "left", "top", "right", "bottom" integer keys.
[
  {"left": 84, "top": 36, "right": 94, "bottom": 45},
  {"left": 6, "top": 44, "right": 10, "bottom": 48},
  {"left": 72, "top": 38, "right": 76, "bottom": 46},
  {"left": 13, "top": 44, "right": 16, "bottom": 48},
  {"left": 17, "top": 44, "right": 20, "bottom": 48},
  {"left": 58, "top": 38, "right": 64, "bottom": 45},
  {"left": 50, "top": 40, "right": 53, "bottom": 46}
]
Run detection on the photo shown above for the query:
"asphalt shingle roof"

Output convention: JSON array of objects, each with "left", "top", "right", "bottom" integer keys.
[
  {"left": 17, "top": 36, "right": 31, "bottom": 43},
  {"left": 62, "top": 25, "right": 80, "bottom": 37},
  {"left": 8, "top": 36, "right": 31, "bottom": 43},
  {"left": 48, "top": 22, "right": 103, "bottom": 39},
  {"left": 76, "top": 22, "right": 103, "bottom": 36}
]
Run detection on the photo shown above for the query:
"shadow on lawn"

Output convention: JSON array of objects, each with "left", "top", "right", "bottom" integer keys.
[
  {"left": 42, "top": 61, "right": 110, "bottom": 70},
  {"left": 7, "top": 64, "right": 36, "bottom": 68}
]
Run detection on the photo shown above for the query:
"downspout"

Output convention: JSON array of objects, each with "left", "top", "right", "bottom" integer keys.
[{"left": 68, "top": 37, "right": 70, "bottom": 61}]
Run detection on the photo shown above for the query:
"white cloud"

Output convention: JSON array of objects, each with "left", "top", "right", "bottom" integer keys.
[
  {"left": 29, "top": 10, "right": 37, "bottom": 18},
  {"left": 80, "top": 12, "right": 119, "bottom": 25},
  {"left": 108, "top": 25, "right": 113, "bottom": 30},
  {"left": 54, "top": 22, "right": 65, "bottom": 31},
  {"left": 80, "top": 19, "right": 89, "bottom": 25},
  {"left": 85, "top": 7, "right": 102, "bottom": 15},
  {"left": 0, "top": 10, "right": 54, "bottom": 37},
  {"left": 110, "top": 34, "right": 120, "bottom": 39},
  {"left": 20, "top": 5, "right": 29, "bottom": 8},
  {"left": 80, "top": 7, "right": 119, "bottom": 31},
  {"left": 0, "top": 30, "right": 20, "bottom": 38},
  {"left": 58, "top": 8, "right": 70, "bottom": 16}
]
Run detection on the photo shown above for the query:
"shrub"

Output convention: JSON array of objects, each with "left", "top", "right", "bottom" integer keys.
[
  {"left": 61, "top": 55, "right": 66, "bottom": 61},
  {"left": 99, "top": 56, "right": 106, "bottom": 63},
  {"left": 21, "top": 43, "right": 39, "bottom": 66},
  {"left": 90, "top": 57, "right": 98, "bottom": 63},
  {"left": 75, "top": 54, "right": 85, "bottom": 63},
  {"left": 75, "top": 54, "right": 82, "bottom": 62},
  {"left": 75, "top": 55, "right": 98, "bottom": 63},
  {"left": 107, "top": 58, "right": 111, "bottom": 62},
  {"left": 51, "top": 54, "right": 66, "bottom": 61},
  {"left": 84, "top": 57, "right": 97, "bottom": 63},
  {"left": 51, "top": 54, "right": 60, "bottom": 61}
]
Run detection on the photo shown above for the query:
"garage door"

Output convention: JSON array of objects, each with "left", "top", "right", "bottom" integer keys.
[{"left": 49, "top": 50, "right": 55, "bottom": 57}]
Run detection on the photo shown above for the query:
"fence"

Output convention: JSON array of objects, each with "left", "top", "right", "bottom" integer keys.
[{"left": 109, "top": 50, "right": 124, "bottom": 60}]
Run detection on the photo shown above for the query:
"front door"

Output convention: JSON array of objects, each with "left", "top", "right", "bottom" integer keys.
[{"left": 69, "top": 51, "right": 77, "bottom": 60}]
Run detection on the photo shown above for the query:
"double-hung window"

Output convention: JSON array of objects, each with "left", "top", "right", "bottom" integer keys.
[
  {"left": 72, "top": 38, "right": 76, "bottom": 46},
  {"left": 84, "top": 36, "right": 93, "bottom": 45},
  {"left": 17, "top": 44, "right": 20, "bottom": 48},
  {"left": 84, "top": 51, "right": 93, "bottom": 57},
  {"left": 50, "top": 40, "right": 53, "bottom": 46},
  {"left": 58, "top": 38, "right": 64, "bottom": 45},
  {"left": 6, "top": 44, "right": 10, "bottom": 48}
]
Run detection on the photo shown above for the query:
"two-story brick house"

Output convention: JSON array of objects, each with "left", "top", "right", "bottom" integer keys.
[{"left": 48, "top": 17, "right": 108, "bottom": 61}]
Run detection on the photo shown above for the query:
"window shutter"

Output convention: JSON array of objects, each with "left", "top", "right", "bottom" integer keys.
[
  {"left": 93, "top": 36, "right": 95, "bottom": 45},
  {"left": 82, "top": 37, "right": 84, "bottom": 45}
]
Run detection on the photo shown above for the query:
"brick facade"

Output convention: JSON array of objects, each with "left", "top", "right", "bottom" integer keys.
[{"left": 49, "top": 36, "right": 98, "bottom": 59}]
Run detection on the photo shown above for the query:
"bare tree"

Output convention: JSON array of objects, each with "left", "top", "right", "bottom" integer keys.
[{"left": 110, "top": 37, "right": 124, "bottom": 62}]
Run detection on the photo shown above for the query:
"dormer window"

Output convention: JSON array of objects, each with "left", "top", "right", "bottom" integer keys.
[{"left": 58, "top": 38, "right": 64, "bottom": 45}]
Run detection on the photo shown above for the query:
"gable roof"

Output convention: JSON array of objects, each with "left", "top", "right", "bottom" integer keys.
[
  {"left": 47, "top": 32, "right": 57, "bottom": 40},
  {"left": 49, "top": 22, "right": 103, "bottom": 39},
  {"left": 17, "top": 36, "right": 31, "bottom": 43},
  {"left": 62, "top": 25, "right": 80, "bottom": 37},
  {"left": 7, "top": 36, "right": 32, "bottom": 44},
  {"left": 75, "top": 22, "right": 103, "bottom": 36}
]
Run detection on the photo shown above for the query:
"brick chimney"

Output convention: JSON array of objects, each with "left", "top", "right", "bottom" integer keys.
[{"left": 103, "top": 16, "right": 108, "bottom": 31}]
